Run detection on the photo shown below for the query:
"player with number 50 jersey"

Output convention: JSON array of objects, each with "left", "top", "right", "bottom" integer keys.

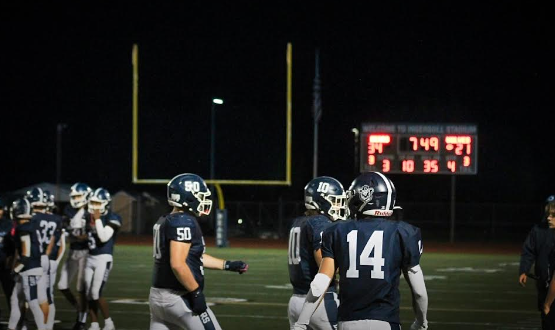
[
  {"left": 149, "top": 173, "right": 249, "bottom": 330},
  {"left": 293, "top": 172, "right": 429, "bottom": 330}
]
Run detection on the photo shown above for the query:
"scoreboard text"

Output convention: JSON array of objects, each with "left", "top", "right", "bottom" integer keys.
[{"left": 360, "top": 123, "right": 478, "bottom": 175}]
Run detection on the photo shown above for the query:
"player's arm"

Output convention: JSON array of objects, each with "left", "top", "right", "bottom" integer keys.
[
  {"left": 13, "top": 233, "right": 31, "bottom": 274},
  {"left": 45, "top": 234, "right": 56, "bottom": 257},
  {"left": 519, "top": 229, "right": 536, "bottom": 287},
  {"left": 544, "top": 274, "right": 555, "bottom": 315},
  {"left": 203, "top": 253, "right": 248, "bottom": 274},
  {"left": 56, "top": 229, "right": 66, "bottom": 264},
  {"left": 403, "top": 265, "right": 429, "bottom": 330},
  {"left": 92, "top": 210, "right": 115, "bottom": 243},
  {"left": 293, "top": 257, "right": 335, "bottom": 330},
  {"left": 313, "top": 248, "right": 323, "bottom": 266},
  {"left": 170, "top": 240, "right": 207, "bottom": 315}
]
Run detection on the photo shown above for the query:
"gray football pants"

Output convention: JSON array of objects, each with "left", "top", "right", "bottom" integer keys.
[
  {"left": 339, "top": 320, "right": 401, "bottom": 330},
  {"left": 149, "top": 287, "right": 222, "bottom": 330},
  {"left": 288, "top": 292, "right": 339, "bottom": 330}
]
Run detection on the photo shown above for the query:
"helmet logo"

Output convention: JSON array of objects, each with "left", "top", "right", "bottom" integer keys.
[{"left": 360, "top": 185, "right": 374, "bottom": 202}]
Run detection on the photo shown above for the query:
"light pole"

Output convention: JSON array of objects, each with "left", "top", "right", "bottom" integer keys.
[
  {"left": 56, "top": 123, "right": 68, "bottom": 208},
  {"left": 210, "top": 98, "right": 224, "bottom": 182}
]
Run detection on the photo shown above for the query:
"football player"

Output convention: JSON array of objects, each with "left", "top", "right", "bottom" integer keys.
[
  {"left": 26, "top": 188, "right": 57, "bottom": 327},
  {"left": 0, "top": 197, "right": 16, "bottom": 314},
  {"left": 521, "top": 195, "right": 555, "bottom": 329},
  {"left": 58, "top": 182, "right": 91, "bottom": 328},
  {"left": 43, "top": 190, "right": 65, "bottom": 330},
  {"left": 294, "top": 171, "right": 429, "bottom": 330},
  {"left": 76, "top": 188, "right": 120, "bottom": 330},
  {"left": 8, "top": 198, "right": 47, "bottom": 330},
  {"left": 149, "top": 173, "right": 249, "bottom": 330},
  {"left": 287, "top": 176, "right": 346, "bottom": 330}
]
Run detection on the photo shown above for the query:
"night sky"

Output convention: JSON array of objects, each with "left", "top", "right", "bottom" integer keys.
[{"left": 2, "top": 2, "right": 553, "bottom": 205}]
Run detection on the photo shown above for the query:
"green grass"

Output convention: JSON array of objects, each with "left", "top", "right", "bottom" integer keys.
[{"left": 0, "top": 245, "right": 542, "bottom": 329}]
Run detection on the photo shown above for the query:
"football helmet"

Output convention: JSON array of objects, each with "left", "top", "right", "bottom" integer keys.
[
  {"left": 88, "top": 188, "right": 112, "bottom": 215},
  {"left": 26, "top": 187, "right": 47, "bottom": 208},
  {"left": 10, "top": 198, "right": 33, "bottom": 220},
  {"left": 43, "top": 190, "right": 56, "bottom": 212},
  {"left": 167, "top": 173, "right": 212, "bottom": 217},
  {"left": 70, "top": 182, "right": 92, "bottom": 208},
  {"left": 346, "top": 171, "right": 396, "bottom": 219},
  {"left": 304, "top": 176, "right": 347, "bottom": 221}
]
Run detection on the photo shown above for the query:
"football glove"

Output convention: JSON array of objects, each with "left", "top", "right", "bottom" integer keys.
[
  {"left": 410, "top": 320, "right": 428, "bottom": 330},
  {"left": 185, "top": 287, "right": 207, "bottom": 315},
  {"left": 224, "top": 260, "right": 249, "bottom": 274}
]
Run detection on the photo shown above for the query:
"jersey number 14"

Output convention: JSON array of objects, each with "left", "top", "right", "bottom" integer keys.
[{"left": 347, "top": 230, "right": 385, "bottom": 279}]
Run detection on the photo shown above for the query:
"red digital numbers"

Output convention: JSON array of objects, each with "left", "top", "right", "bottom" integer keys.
[
  {"left": 368, "top": 134, "right": 391, "bottom": 154},
  {"left": 423, "top": 159, "right": 439, "bottom": 173},
  {"left": 409, "top": 136, "right": 439, "bottom": 151},
  {"left": 382, "top": 159, "right": 391, "bottom": 172},
  {"left": 402, "top": 160, "right": 415, "bottom": 173},
  {"left": 447, "top": 160, "right": 456, "bottom": 173},
  {"left": 445, "top": 135, "right": 472, "bottom": 155}
]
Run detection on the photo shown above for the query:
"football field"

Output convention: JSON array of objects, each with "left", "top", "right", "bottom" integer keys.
[{"left": 0, "top": 243, "right": 542, "bottom": 330}]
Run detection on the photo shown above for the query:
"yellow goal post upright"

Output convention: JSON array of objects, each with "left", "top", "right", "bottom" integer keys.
[{"left": 131, "top": 43, "right": 293, "bottom": 207}]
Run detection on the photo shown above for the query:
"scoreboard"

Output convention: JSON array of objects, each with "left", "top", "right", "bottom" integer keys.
[{"left": 360, "top": 123, "right": 478, "bottom": 175}]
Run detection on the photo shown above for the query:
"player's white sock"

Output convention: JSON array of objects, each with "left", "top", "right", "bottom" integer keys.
[
  {"left": 88, "top": 321, "right": 100, "bottom": 330},
  {"left": 103, "top": 317, "right": 115, "bottom": 330},
  {"left": 28, "top": 300, "right": 46, "bottom": 330},
  {"left": 46, "top": 303, "right": 55, "bottom": 329}
]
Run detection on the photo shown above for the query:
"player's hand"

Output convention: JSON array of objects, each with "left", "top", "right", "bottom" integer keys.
[
  {"left": 186, "top": 287, "right": 207, "bottom": 315},
  {"left": 410, "top": 320, "right": 428, "bottom": 330},
  {"left": 224, "top": 260, "right": 249, "bottom": 274},
  {"left": 544, "top": 303, "right": 551, "bottom": 315},
  {"left": 92, "top": 209, "right": 101, "bottom": 220},
  {"left": 519, "top": 273, "right": 527, "bottom": 287},
  {"left": 293, "top": 323, "right": 307, "bottom": 330}
]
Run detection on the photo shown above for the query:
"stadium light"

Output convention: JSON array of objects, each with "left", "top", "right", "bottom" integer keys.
[{"left": 212, "top": 98, "right": 224, "bottom": 105}]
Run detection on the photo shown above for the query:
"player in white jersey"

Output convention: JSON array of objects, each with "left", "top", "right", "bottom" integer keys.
[{"left": 58, "top": 182, "right": 92, "bottom": 329}]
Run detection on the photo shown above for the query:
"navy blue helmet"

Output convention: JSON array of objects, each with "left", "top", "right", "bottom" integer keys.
[
  {"left": 26, "top": 187, "right": 47, "bottom": 208},
  {"left": 10, "top": 198, "right": 33, "bottom": 220},
  {"left": 167, "top": 173, "right": 212, "bottom": 217},
  {"left": 346, "top": 171, "right": 396, "bottom": 219},
  {"left": 304, "top": 176, "right": 347, "bottom": 221},
  {"left": 43, "top": 189, "right": 56, "bottom": 212},
  {"left": 88, "top": 188, "right": 112, "bottom": 214},
  {"left": 70, "top": 182, "right": 92, "bottom": 208}
]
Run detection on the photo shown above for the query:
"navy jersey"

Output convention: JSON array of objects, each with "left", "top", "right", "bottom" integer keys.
[
  {"left": 321, "top": 218, "right": 422, "bottom": 324},
  {"left": 151, "top": 212, "right": 205, "bottom": 291},
  {"left": 15, "top": 220, "right": 43, "bottom": 272},
  {"left": 87, "top": 212, "right": 122, "bottom": 256},
  {"left": 63, "top": 204, "right": 89, "bottom": 250},
  {"left": 288, "top": 215, "right": 337, "bottom": 294},
  {"left": 31, "top": 213, "right": 62, "bottom": 258},
  {"left": 0, "top": 217, "right": 15, "bottom": 267}
]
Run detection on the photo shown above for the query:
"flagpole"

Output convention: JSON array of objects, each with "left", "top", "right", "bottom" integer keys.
[{"left": 312, "top": 49, "right": 321, "bottom": 179}]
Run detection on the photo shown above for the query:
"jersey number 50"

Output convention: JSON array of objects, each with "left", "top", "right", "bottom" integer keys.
[{"left": 346, "top": 230, "right": 385, "bottom": 279}]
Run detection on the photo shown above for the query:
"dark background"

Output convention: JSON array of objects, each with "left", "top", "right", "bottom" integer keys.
[{"left": 2, "top": 2, "right": 553, "bottom": 207}]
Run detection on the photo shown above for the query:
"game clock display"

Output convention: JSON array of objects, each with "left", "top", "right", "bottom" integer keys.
[{"left": 360, "top": 123, "right": 478, "bottom": 175}]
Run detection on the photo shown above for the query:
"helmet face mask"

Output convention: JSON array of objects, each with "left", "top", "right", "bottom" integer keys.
[
  {"left": 347, "top": 171, "right": 396, "bottom": 219},
  {"left": 70, "top": 183, "right": 92, "bottom": 208},
  {"left": 88, "top": 188, "right": 112, "bottom": 215},
  {"left": 167, "top": 173, "right": 213, "bottom": 217},
  {"left": 304, "top": 176, "right": 347, "bottom": 221}
]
